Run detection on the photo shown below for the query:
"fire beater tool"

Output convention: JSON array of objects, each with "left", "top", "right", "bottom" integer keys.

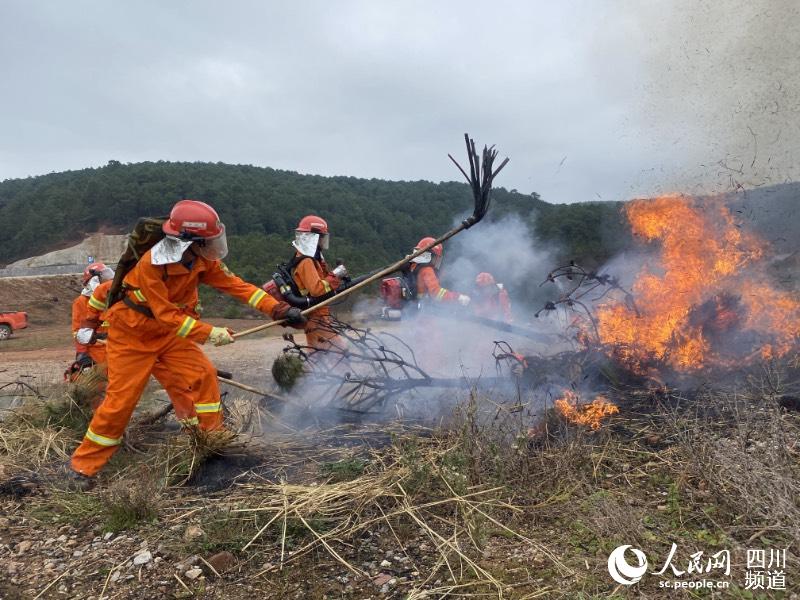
[{"left": 232, "top": 133, "right": 509, "bottom": 339}]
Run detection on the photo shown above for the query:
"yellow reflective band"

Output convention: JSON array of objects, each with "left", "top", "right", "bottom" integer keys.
[
  {"left": 88, "top": 295, "right": 106, "bottom": 311},
  {"left": 133, "top": 289, "right": 147, "bottom": 303},
  {"left": 436, "top": 288, "right": 448, "bottom": 300},
  {"left": 179, "top": 416, "right": 200, "bottom": 426},
  {"left": 299, "top": 288, "right": 309, "bottom": 296},
  {"left": 195, "top": 402, "right": 221, "bottom": 414},
  {"left": 322, "top": 280, "right": 332, "bottom": 293},
  {"left": 177, "top": 316, "right": 197, "bottom": 338},
  {"left": 101, "top": 321, "right": 110, "bottom": 327},
  {"left": 248, "top": 289, "right": 267, "bottom": 308},
  {"left": 85, "top": 428, "right": 122, "bottom": 447}
]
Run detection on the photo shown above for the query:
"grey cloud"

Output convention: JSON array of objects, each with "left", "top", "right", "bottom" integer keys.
[{"left": 0, "top": 0, "right": 797, "bottom": 203}]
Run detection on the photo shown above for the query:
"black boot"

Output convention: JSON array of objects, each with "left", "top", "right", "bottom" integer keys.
[{"left": 49, "top": 463, "right": 95, "bottom": 491}]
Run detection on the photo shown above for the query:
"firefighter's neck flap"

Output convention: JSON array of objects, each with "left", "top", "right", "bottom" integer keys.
[
  {"left": 293, "top": 231, "right": 321, "bottom": 257},
  {"left": 81, "top": 276, "right": 100, "bottom": 297},
  {"left": 411, "top": 251, "right": 432, "bottom": 265},
  {"left": 151, "top": 236, "right": 193, "bottom": 265}
]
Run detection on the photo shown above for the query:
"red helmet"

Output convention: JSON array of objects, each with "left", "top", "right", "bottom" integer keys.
[
  {"left": 163, "top": 200, "right": 223, "bottom": 239},
  {"left": 475, "top": 272, "right": 496, "bottom": 287},
  {"left": 414, "top": 237, "right": 443, "bottom": 257},
  {"left": 83, "top": 262, "right": 107, "bottom": 285},
  {"left": 296, "top": 215, "right": 329, "bottom": 234}
]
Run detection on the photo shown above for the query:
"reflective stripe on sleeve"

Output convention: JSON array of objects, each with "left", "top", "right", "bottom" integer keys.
[
  {"left": 195, "top": 402, "right": 221, "bottom": 414},
  {"left": 84, "top": 428, "right": 122, "bottom": 447},
  {"left": 177, "top": 316, "right": 197, "bottom": 338},
  {"left": 248, "top": 289, "right": 267, "bottom": 308},
  {"left": 321, "top": 280, "right": 332, "bottom": 293},
  {"left": 133, "top": 289, "right": 147, "bottom": 303},
  {"left": 436, "top": 288, "right": 448, "bottom": 300},
  {"left": 88, "top": 295, "right": 106, "bottom": 311}
]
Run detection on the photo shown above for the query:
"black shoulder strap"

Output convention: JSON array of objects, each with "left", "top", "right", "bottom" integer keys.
[
  {"left": 286, "top": 252, "right": 305, "bottom": 273},
  {"left": 401, "top": 264, "right": 419, "bottom": 299}
]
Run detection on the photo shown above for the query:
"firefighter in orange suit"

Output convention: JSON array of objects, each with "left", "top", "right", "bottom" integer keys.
[
  {"left": 71, "top": 262, "right": 114, "bottom": 364},
  {"left": 77, "top": 278, "right": 218, "bottom": 422},
  {"left": 66, "top": 200, "right": 304, "bottom": 484},
  {"left": 290, "top": 215, "right": 347, "bottom": 350},
  {"left": 409, "top": 237, "right": 471, "bottom": 307},
  {"left": 472, "top": 272, "right": 513, "bottom": 324}
]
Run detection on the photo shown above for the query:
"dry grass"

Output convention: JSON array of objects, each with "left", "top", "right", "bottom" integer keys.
[
  {"left": 202, "top": 435, "right": 570, "bottom": 597},
  {"left": 2, "top": 360, "right": 800, "bottom": 598},
  {"left": 672, "top": 386, "right": 800, "bottom": 540},
  {"left": 0, "top": 420, "right": 74, "bottom": 471}
]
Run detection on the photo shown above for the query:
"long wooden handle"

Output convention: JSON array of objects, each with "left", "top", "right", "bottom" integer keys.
[
  {"left": 232, "top": 223, "right": 467, "bottom": 339},
  {"left": 216, "top": 375, "right": 289, "bottom": 402}
]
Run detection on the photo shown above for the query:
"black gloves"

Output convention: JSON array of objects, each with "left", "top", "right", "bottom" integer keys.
[
  {"left": 273, "top": 302, "right": 308, "bottom": 326},
  {"left": 285, "top": 307, "right": 307, "bottom": 325}
]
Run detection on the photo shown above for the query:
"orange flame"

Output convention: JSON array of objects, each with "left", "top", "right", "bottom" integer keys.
[
  {"left": 555, "top": 390, "right": 619, "bottom": 430},
  {"left": 595, "top": 195, "right": 800, "bottom": 372}
]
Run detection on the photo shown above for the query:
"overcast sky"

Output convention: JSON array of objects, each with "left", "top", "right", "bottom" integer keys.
[{"left": 1, "top": 1, "right": 797, "bottom": 203}]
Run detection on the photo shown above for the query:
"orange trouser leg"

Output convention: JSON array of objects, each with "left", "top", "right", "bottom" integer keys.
[
  {"left": 304, "top": 310, "right": 342, "bottom": 351},
  {"left": 157, "top": 337, "right": 223, "bottom": 431},
  {"left": 71, "top": 333, "right": 158, "bottom": 476},
  {"left": 151, "top": 362, "right": 198, "bottom": 425}
]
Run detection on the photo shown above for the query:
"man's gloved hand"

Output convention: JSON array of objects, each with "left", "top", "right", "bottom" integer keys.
[
  {"left": 208, "top": 326, "right": 235, "bottom": 346},
  {"left": 75, "top": 352, "right": 93, "bottom": 367},
  {"left": 284, "top": 307, "right": 306, "bottom": 325},
  {"left": 458, "top": 294, "right": 471, "bottom": 307},
  {"left": 332, "top": 264, "right": 348, "bottom": 279},
  {"left": 76, "top": 327, "right": 96, "bottom": 345},
  {"left": 273, "top": 302, "right": 308, "bottom": 325}
]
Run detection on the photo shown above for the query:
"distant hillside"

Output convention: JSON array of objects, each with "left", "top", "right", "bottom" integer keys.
[
  {"left": 1, "top": 161, "right": 797, "bottom": 284},
  {"left": 0, "top": 161, "right": 551, "bottom": 280}
]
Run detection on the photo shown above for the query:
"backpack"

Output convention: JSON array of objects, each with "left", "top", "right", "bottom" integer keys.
[
  {"left": 261, "top": 253, "right": 309, "bottom": 305},
  {"left": 107, "top": 216, "right": 168, "bottom": 307},
  {"left": 379, "top": 265, "right": 418, "bottom": 309}
]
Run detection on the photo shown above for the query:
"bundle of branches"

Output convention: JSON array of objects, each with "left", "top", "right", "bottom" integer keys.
[{"left": 278, "top": 316, "right": 506, "bottom": 414}]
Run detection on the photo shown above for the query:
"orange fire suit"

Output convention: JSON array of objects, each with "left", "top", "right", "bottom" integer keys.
[
  {"left": 71, "top": 251, "right": 280, "bottom": 477},
  {"left": 472, "top": 285, "right": 513, "bottom": 324},
  {"left": 291, "top": 254, "right": 341, "bottom": 350},
  {"left": 81, "top": 280, "right": 209, "bottom": 421},
  {"left": 71, "top": 294, "right": 92, "bottom": 358},
  {"left": 411, "top": 264, "right": 459, "bottom": 303}
]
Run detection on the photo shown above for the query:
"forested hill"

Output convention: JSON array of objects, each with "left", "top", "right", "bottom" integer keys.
[
  {"left": 3, "top": 161, "right": 796, "bottom": 282},
  {"left": 0, "top": 161, "right": 631, "bottom": 279}
]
